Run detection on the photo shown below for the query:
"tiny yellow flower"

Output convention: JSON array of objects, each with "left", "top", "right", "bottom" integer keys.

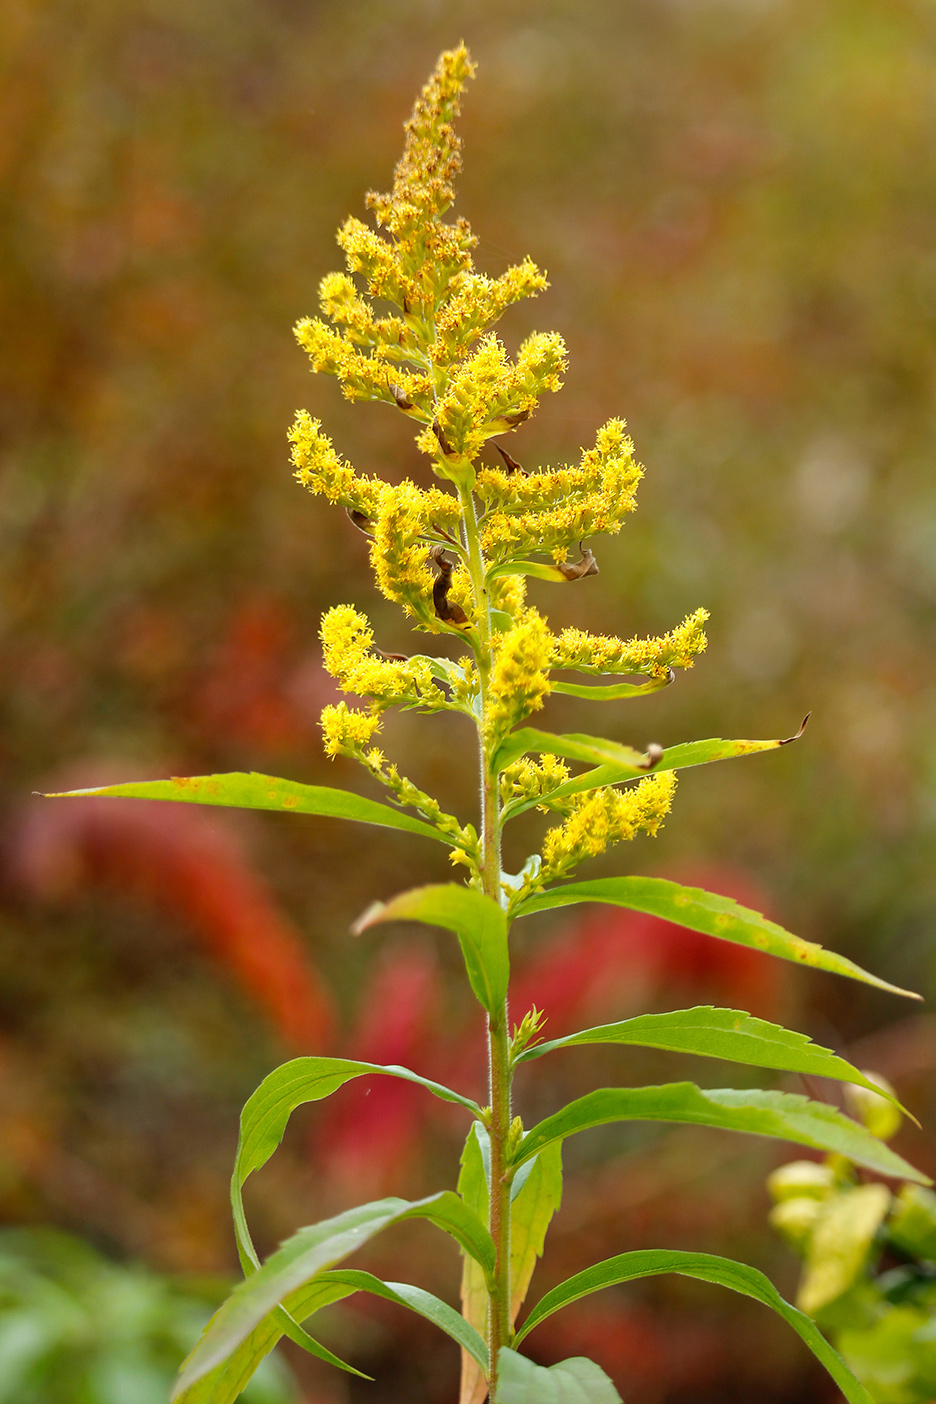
[{"left": 320, "top": 702, "right": 383, "bottom": 758}]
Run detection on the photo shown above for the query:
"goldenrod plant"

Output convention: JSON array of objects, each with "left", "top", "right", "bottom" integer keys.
[{"left": 49, "top": 47, "right": 928, "bottom": 1404}]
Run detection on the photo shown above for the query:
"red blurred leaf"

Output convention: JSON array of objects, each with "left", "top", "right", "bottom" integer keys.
[
  {"left": 12, "top": 773, "right": 334, "bottom": 1051},
  {"left": 317, "top": 941, "right": 445, "bottom": 1194}
]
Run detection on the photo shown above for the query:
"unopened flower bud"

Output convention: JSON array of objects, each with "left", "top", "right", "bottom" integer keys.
[
  {"left": 769, "top": 1196, "right": 822, "bottom": 1252},
  {"left": 767, "top": 1161, "right": 837, "bottom": 1203}
]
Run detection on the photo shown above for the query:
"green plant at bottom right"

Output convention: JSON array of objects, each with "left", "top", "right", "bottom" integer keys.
[{"left": 770, "top": 1078, "right": 936, "bottom": 1403}]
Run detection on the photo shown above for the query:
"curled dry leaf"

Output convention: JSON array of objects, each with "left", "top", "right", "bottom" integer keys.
[{"left": 429, "top": 545, "right": 469, "bottom": 626}]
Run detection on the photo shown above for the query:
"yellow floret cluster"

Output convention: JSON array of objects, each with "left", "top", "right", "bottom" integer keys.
[
  {"left": 417, "top": 332, "right": 567, "bottom": 466},
  {"left": 292, "top": 42, "right": 555, "bottom": 490},
  {"left": 499, "top": 753, "right": 571, "bottom": 810},
  {"left": 539, "top": 771, "right": 678, "bottom": 883},
  {"left": 368, "top": 482, "right": 464, "bottom": 626},
  {"left": 289, "top": 411, "right": 385, "bottom": 518},
  {"left": 320, "top": 605, "right": 444, "bottom": 709},
  {"left": 477, "top": 418, "right": 642, "bottom": 563},
  {"left": 486, "top": 609, "right": 554, "bottom": 745},
  {"left": 320, "top": 702, "right": 383, "bottom": 758},
  {"left": 553, "top": 608, "right": 710, "bottom": 678},
  {"left": 433, "top": 260, "right": 549, "bottom": 364}
]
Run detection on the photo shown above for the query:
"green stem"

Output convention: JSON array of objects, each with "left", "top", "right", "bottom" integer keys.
[
  {"left": 459, "top": 482, "right": 512, "bottom": 1397},
  {"left": 487, "top": 1005, "right": 511, "bottom": 1388}
]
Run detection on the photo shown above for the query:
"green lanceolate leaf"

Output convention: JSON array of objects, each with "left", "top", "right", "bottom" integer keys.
[
  {"left": 228, "top": 1056, "right": 480, "bottom": 1375},
  {"left": 500, "top": 719, "right": 808, "bottom": 816},
  {"left": 496, "top": 1349, "right": 622, "bottom": 1403},
  {"left": 492, "top": 728, "right": 648, "bottom": 777},
  {"left": 458, "top": 1124, "right": 491, "bottom": 1404},
  {"left": 176, "top": 1195, "right": 495, "bottom": 1399},
  {"left": 176, "top": 1277, "right": 365, "bottom": 1404},
  {"left": 512, "top": 1250, "right": 873, "bottom": 1404},
  {"left": 516, "top": 1006, "right": 909, "bottom": 1110},
  {"left": 487, "top": 559, "right": 576, "bottom": 584},
  {"left": 44, "top": 772, "right": 448, "bottom": 844},
  {"left": 354, "top": 884, "right": 509, "bottom": 1015},
  {"left": 175, "top": 1269, "right": 488, "bottom": 1404},
  {"left": 514, "top": 876, "right": 920, "bottom": 999},
  {"left": 551, "top": 674, "right": 673, "bottom": 701},
  {"left": 509, "top": 1143, "right": 563, "bottom": 1326},
  {"left": 232, "top": 1056, "right": 479, "bottom": 1271},
  {"left": 319, "top": 1272, "right": 489, "bottom": 1369},
  {"left": 514, "top": 1084, "right": 929, "bottom": 1182}
]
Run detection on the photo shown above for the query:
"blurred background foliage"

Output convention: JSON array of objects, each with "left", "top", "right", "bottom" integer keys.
[{"left": 2, "top": 0, "right": 936, "bottom": 1399}]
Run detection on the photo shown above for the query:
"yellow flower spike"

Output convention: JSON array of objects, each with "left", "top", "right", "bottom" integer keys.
[
  {"left": 318, "top": 271, "right": 412, "bottom": 360},
  {"left": 433, "top": 332, "right": 567, "bottom": 464},
  {"left": 477, "top": 418, "right": 642, "bottom": 563},
  {"left": 294, "top": 316, "right": 432, "bottom": 410},
  {"left": 368, "top": 481, "right": 462, "bottom": 627},
  {"left": 433, "top": 259, "right": 549, "bottom": 364},
  {"left": 320, "top": 604, "right": 444, "bottom": 709},
  {"left": 367, "top": 44, "right": 476, "bottom": 231},
  {"left": 499, "top": 753, "right": 571, "bottom": 810},
  {"left": 320, "top": 702, "right": 383, "bottom": 758},
  {"left": 539, "top": 771, "right": 678, "bottom": 884},
  {"left": 336, "top": 215, "right": 416, "bottom": 311},
  {"left": 289, "top": 410, "right": 385, "bottom": 518},
  {"left": 486, "top": 609, "right": 554, "bottom": 746},
  {"left": 553, "top": 607, "right": 710, "bottom": 679},
  {"left": 489, "top": 572, "right": 528, "bottom": 621}
]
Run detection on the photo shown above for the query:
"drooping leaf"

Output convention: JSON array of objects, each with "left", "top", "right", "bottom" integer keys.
[
  {"left": 317, "top": 1271, "right": 489, "bottom": 1370},
  {"left": 44, "top": 773, "right": 448, "bottom": 844},
  {"left": 175, "top": 1278, "right": 365, "bottom": 1404},
  {"left": 226, "top": 1057, "right": 480, "bottom": 1372},
  {"left": 501, "top": 720, "right": 807, "bottom": 815},
  {"left": 496, "top": 1349, "right": 622, "bottom": 1403},
  {"left": 231, "top": 1056, "right": 479, "bottom": 1274},
  {"left": 175, "top": 1195, "right": 495, "bottom": 1398},
  {"left": 515, "top": 876, "right": 920, "bottom": 1000},
  {"left": 551, "top": 674, "right": 673, "bottom": 701},
  {"left": 458, "top": 1124, "right": 490, "bottom": 1404},
  {"left": 174, "top": 1267, "right": 488, "bottom": 1404},
  {"left": 513, "top": 1084, "right": 929, "bottom": 1183},
  {"left": 354, "top": 884, "right": 509, "bottom": 1015},
  {"left": 509, "top": 1143, "right": 563, "bottom": 1327},
  {"left": 511, "top": 1249, "right": 874, "bottom": 1404},
  {"left": 516, "top": 1006, "right": 909, "bottom": 1110}
]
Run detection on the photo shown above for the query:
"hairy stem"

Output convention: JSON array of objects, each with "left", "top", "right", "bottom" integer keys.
[{"left": 459, "top": 482, "right": 511, "bottom": 1396}]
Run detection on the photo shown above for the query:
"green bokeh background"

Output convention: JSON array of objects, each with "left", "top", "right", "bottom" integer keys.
[{"left": 2, "top": 2, "right": 935, "bottom": 1400}]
